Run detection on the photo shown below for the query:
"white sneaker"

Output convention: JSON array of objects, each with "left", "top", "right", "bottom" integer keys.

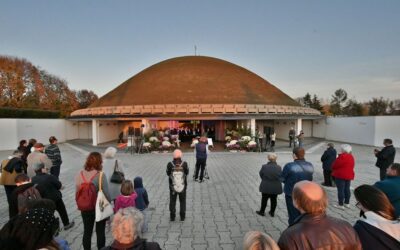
[
  {"left": 333, "top": 204, "right": 345, "bottom": 210},
  {"left": 344, "top": 204, "right": 351, "bottom": 209}
]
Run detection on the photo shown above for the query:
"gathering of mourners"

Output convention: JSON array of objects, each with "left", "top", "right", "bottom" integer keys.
[{"left": 0, "top": 133, "right": 399, "bottom": 250}]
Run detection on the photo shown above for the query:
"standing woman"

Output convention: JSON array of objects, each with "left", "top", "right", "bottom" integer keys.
[
  {"left": 75, "top": 152, "right": 111, "bottom": 250},
  {"left": 256, "top": 153, "right": 283, "bottom": 217},
  {"left": 102, "top": 147, "right": 125, "bottom": 202},
  {"left": 332, "top": 144, "right": 355, "bottom": 210},
  {"left": 353, "top": 185, "right": 400, "bottom": 249}
]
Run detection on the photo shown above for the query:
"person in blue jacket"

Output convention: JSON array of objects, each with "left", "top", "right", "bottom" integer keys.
[
  {"left": 321, "top": 143, "right": 337, "bottom": 187},
  {"left": 374, "top": 163, "right": 400, "bottom": 218}
]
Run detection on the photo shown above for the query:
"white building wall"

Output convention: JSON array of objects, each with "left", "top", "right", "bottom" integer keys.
[
  {"left": 312, "top": 119, "right": 326, "bottom": 138},
  {"left": 0, "top": 119, "right": 18, "bottom": 151},
  {"left": 302, "top": 120, "right": 312, "bottom": 137},
  {"left": 65, "top": 121, "right": 79, "bottom": 140},
  {"left": 374, "top": 116, "right": 400, "bottom": 147},
  {"left": 97, "top": 120, "right": 119, "bottom": 144},
  {"left": 17, "top": 119, "right": 67, "bottom": 145},
  {"left": 273, "top": 120, "right": 296, "bottom": 140},
  {"left": 78, "top": 122, "right": 92, "bottom": 139}
]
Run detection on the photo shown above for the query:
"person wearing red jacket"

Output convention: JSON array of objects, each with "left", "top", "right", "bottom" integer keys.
[{"left": 332, "top": 144, "right": 355, "bottom": 210}]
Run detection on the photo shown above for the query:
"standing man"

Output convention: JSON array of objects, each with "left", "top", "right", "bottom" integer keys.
[
  {"left": 281, "top": 147, "right": 314, "bottom": 225},
  {"left": 374, "top": 138, "right": 396, "bottom": 180},
  {"left": 288, "top": 128, "right": 295, "bottom": 148},
  {"left": 297, "top": 130, "right": 305, "bottom": 148},
  {"left": 321, "top": 143, "right": 337, "bottom": 187},
  {"left": 194, "top": 137, "right": 209, "bottom": 183},
  {"left": 374, "top": 163, "right": 400, "bottom": 217},
  {"left": 167, "top": 149, "right": 189, "bottom": 221},
  {"left": 270, "top": 131, "right": 276, "bottom": 152},
  {"left": 27, "top": 143, "right": 53, "bottom": 178},
  {"left": 0, "top": 150, "right": 25, "bottom": 218},
  {"left": 45, "top": 136, "right": 62, "bottom": 179},
  {"left": 257, "top": 129, "right": 265, "bottom": 152}
]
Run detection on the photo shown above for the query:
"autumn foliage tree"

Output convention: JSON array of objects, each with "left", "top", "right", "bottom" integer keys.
[{"left": 0, "top": 55, "right": 98, "bottom": 117}]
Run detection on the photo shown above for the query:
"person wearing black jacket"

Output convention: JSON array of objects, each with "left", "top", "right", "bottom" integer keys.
[
  {"left": 375, "top": 138, "right": 396, "bottom": 180},
  {"left": 256, "top": 153, "right": 282, "bottom": 217},
  {"left": 166, "top": 149, "right": 189, "bottom": 221},
  {"left": 31, "top": 162, "right": 74, "bottom": 230},
  {"left": 321, "top": 143, "right": 337, "bottom": 187}
]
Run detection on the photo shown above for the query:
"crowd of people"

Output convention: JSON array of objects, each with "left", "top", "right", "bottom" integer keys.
[{"left": 0, "top": 134, "right": 399, "bottom": 250}]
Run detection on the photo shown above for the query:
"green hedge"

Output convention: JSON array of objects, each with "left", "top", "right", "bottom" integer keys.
[{"left": 0, "top": 107, "right": 62, "bottom": 118}]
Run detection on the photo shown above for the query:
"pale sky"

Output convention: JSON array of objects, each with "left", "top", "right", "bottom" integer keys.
[{"left": 1, "top": 0, "right": 399, "bottom": 102}]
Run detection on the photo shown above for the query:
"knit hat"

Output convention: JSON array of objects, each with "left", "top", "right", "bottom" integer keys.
[{"left": 24, "top": 208, "right": 59, "bottom": 233}]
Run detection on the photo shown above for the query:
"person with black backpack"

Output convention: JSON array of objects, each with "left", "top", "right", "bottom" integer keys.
[
  {"left": 166, "top": 149, "right": 189, "bottom": 221},
  {"left": 9, "top": 173, "right": 41, "bottom": 218}
]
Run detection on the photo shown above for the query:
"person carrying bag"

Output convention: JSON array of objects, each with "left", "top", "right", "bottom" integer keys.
[
  {"left": 96, "top": 171, "right": 114, "bottom": 222},
  {"left": 110, "top": 160, "right": 124, "bottom": 184}
]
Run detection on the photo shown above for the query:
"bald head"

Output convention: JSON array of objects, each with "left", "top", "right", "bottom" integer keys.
[
  {"left": 173, "top": 149, "right": 183, "bottom": 159},
  {"left": 293, "top": 181, "right": 327, "bottom": 215}
]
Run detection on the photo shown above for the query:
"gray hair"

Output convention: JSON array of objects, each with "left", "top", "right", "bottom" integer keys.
[
  {"left": 104, "top": 147, "right": 117, "bottom": 159},
  {"left": 267, "top": 153, "right": 277, "bottom": 162},
  {"left": 173, "top": 149, "right": 183, "bottom": 159},
  {"left": 341, "top": 144, "right": 352, "bottom": 153},
  {"left": 112, "top": 207, "right": 144, "bottom": 244},
  {"left": 243, "top": 231, "right": 279, "bottom": 250}
]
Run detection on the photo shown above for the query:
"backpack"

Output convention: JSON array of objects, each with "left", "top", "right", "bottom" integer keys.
[
  {"left": 170, "top": 161, "right": 186, "bottom": 193},
  {"left": 17, "top": 184, "right": 41, "bottom": 214},
  {"left": 76, "top": 171, "right": 98, "bottom": 211}
]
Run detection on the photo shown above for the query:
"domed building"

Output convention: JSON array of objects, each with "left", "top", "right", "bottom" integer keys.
[{"left": 70, "top": 56, "right": 321, "bottom": 146}]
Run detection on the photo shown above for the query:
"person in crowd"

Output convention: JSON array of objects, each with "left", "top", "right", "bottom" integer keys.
[
  {"left": 269, "top": 131, "right": 276, "bottom": 152},
  {"left": 278, "top": 181, "right": 361, "bottom": 250},
  {"left": 320, "top": 142, "right": 337, "bottom": 187},
  {"left": 0, "top": 150, "right": 25, "bottom": 218},
  {"left": 75, "top": 152, "right": 110, "bottom": 250},
  {"left": 353, "top": 185, "right": 400, "bottom": 249},
  {"left": 114, "top": 180, "right": 137, "bottom": 213},
  {"left": 281, "top": 147, "right": 314, "bottom": 225},
  {"left": 296, "top": 130, "right": 304, "bottom": 148},
  {"left": 102, "top": 147, "right": 125, "bottom": 202},
  {"left": 17, "top": 140, "right": 28, "bottom": 172},
  {"left": 374, "top": 162, "right": 400, "bottom": 217},
  {"left": 27, "top": 142, "right": 52, "bottom": 178},
  {"left": 243, "top": 231, "right": 279, "bottom": 250},
  {"left": 118, "top": 131, "right": 124, "bottom": 143},
  {"left": 288, "top": 128, "right": 295, "bottom": 148},
  {"left": 332, "top": 144, "right": 355, "bottom": 210},
  {"left": 257, "top": 129, "right": 265, "bottom": 152},
  {"left": 134, "top": 176, "right": 149, "bottom": 233},
  {"left": 0, "top": 208, "right": 61, "bottom": 250},
  {"left": 256, "top": 153, "right": 282, "bottom": 217},
  {"left": 10, "top": 173, "right": 41, "bottom": 218},
  {"left": 166, "top": 149, "right": 189, "bottom": 221},
  {"left": 45, "top": 136, "right": 62, "bottom": 178},
  {"left": 32, "top": 162, "right": 74, "bottom": 230},
  {"left": 101, "top": 207, "right": 161, "bottom": 250},
  {"left": 26, "top": 138, "right": 37, "bottom": 155},
  {"left": 375, "top": 138, "right": 396, "bottom": 180},
  {"left": 194, "top": 137, "right": 209, "bottom": 183}
]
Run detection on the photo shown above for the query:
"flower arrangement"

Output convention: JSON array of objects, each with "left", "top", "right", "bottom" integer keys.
[
  {"left": 143, "top": 142, "right": 152, "bottom": 148},
  {"left": 241, "top": 136, "right": 251, "bottom": 142},
  {"left": 149, "top": 137, "right": 159, "bottom": 142},
  {"left": 163, "top": 136, "right": 170, "bottom": 141},
  {"left": 225, "top": 136, "right": 232, "bottom": 142}
]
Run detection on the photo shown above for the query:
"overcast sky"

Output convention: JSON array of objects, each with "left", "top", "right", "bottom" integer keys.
[{"left": 1, "top": 0, "right": 399, "bottom": 102}]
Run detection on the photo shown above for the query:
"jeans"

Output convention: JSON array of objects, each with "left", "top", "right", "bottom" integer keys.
[
  {"left": 335, "top": 178, "right": 351, "bottom": 205},
  {"left": 323, "top": 170, "right": 333, "bottom": 186},
  {"left": 260, "top": 193, "right": 277, "bottom": 215},
  {"left": 169, "top": 190, "right": 186, "bottom": 218},
  {"left": 140, "top": 209, "right": 148, "bottom": 233},
  {"left": 285, "top": 195, "right": 300, "bottom": 225},
  {"left": 4, "top": 185, "right": 16, "bottom": 219},
  {"left": 50, "top": 164, "right": 61, "bottom": 179},
  {"left": 55, "top": 199, "right": 70, "bottom": 226},
  {"left": 195, "top": 158, "right": 206, "bottom": 181},
  {"left": 380, "top": 167, "right": 387, "bottom": 181},
  {"left": 81, "top": 210, "right": 107, "bottom": 250}
]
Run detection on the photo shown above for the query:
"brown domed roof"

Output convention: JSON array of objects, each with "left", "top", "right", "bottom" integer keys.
[{"left": 89, "top": 56, "right": 300, "bottom": 107}]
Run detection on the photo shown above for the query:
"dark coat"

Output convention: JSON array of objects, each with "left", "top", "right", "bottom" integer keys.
[
  {"left": 354, "top": 220, "right": 400, "bottom": 250},
  {"left": 101, "top": 238, "right": 161, "bottom": 250},
  {"left": 321, "top": 147, "right": 337, "bottom": 171},
  {"left": 31, "top": 172, "right": 62, "bottom": 201},
  {"left": 375, "top": 145, "right": 396, "bottom": 170},
  {"left": 374, "top": 176, "right": 400, "bottom": 218},
  {"left": 166, "top": 158, "right": 189, "bottom": 191},
  {"left": 134, "top": 176, "right": 149, "bottom": 211},
  {"left": 9, "top": 183, "right": 38, "bottom": 218},
  {"left": 259, "top": 162, "right": 283, "bottom": 195},
  {"left": 278, "top": 213, "right": 362, "bottom": 250},
  {"left": 281, "top": 160, "right": 314, "bottom": 196}
]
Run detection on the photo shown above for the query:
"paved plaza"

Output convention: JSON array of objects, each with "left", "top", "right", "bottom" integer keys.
[{"left": 0, "top": 140, "right": 399, "bottom": 250}]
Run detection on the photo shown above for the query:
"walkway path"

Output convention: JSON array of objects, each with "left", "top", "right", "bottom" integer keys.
[{"left": 0, "top": 141, "right": 398, "bottom": 249}]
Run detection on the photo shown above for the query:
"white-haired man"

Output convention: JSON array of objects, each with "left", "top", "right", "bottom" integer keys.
[{"left": 166, "top": 149, "right": 189, "bottom": 221}]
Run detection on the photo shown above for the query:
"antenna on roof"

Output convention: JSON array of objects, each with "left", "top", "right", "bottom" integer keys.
[{"left": 194, "top": 45, "right": 197, "bottom": 56}]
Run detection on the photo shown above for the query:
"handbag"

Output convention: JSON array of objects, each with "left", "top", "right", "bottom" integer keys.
[
  {"left": 110, "top": 160, "right": 125, "bottom": 184},
  {"left": 95, "top": 172, "right": 114, "bottom": 222}
]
